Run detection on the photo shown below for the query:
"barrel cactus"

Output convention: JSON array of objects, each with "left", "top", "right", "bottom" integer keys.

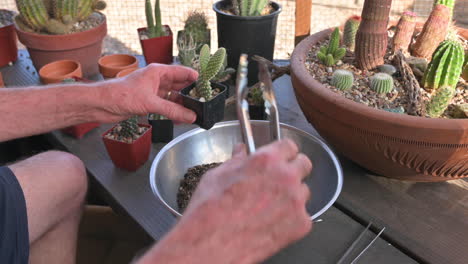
[
  {"left": 331, "top": 70, "right": 354, "bottom": 91},
  {"left": 426, "top": 86, "right": 455, "bottom": 117},
  {"left": 179, "top": 11, "right": 209, "bottom": 52},
  {"left": 317, "top": 28, "right": 346, "bottom": 67},
  {"left": 196, "top": 45, "right": 227, "bottom": 100},
  {"left": 15, "top": 0, "right": 106, "bottom": 34},
  {"left": 422, "top": 39, "right": 464, "bottom": 91},
  {"left": 118, "top": 116, "right": 139, "bottom": 139},
  {"left": 343, "top": 16, "right": 361, "bottom": 52},
  {"left": 145, "top": 0, "right": 164, "bottom": 38},
  {"left": 370, "top": 73, "right": 394, "bottom": 94}
]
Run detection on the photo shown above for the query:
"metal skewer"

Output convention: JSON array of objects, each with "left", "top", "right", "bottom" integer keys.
[{"left": 350, "top": 227, "right": 386, "bottom": 264}]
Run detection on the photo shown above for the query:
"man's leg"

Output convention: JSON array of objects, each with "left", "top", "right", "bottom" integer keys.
[{"left": 9, "top": 151, "right": 88, "bottom": 264}]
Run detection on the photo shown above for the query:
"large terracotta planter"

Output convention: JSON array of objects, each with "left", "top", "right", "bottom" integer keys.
[
  {"left": 0, "top": 24, "right": 18, "bottom": 67},
  {"left": 291, "top": 28, "right": 468, "bottom": 182},
  {"left": 15, "top": 14, "right": 107, "bottom": 78}
]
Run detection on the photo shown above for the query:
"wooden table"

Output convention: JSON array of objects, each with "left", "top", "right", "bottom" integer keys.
[{"left": 2, "top": 51, "right": 467, "bottom": 264}]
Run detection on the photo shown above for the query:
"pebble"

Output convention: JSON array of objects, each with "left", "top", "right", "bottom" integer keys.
[
  {"left": 377, "top": 64, "right": 397, "bottom": 76},
  {"left": 199, "top": 97, "right": 206, "bottom": 102},
  {"left": 327, "top": 67, "right": 333, "bottom": 73}
]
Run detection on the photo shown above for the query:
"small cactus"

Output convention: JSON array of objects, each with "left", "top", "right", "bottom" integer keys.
[
  {"left": 179, "top": 11, "right": 210, "bottom": 52},
  {"left": 232, "top": 0, "right": 270, "bottom": 16},
  {"left": 463, "top": 52, "right": 468, "bottom": 81},
  {"left": 411, "top": 4, "right": 450, "bottom": 60},
  {"left": 317, "top": 28, "right": 346, "bottom": 67},
  {"left": 426, "top": 86, "right": 455, "bottom": 117},
  {"left": 343, "top": 16, "right": 361, "bottom": 52},
  {"left": 422, "top": 39, "right": 464, "bottom": 91},
  {"left": 118, "top": 116, "right": 139, "bottom": 139},
  {"left": 145, "top": 0, "right": 164, "bottom": 38},
  {"left": 370, "top": 73, "right": 394, "bottom": 94},
  {"left": 177, "top": 34, "right": 198, "bottom": 67},
  {"left": 331, "top": 70, "right": 354, "bottom": 91},
  {"left": 392, "top": 11, "right": 417, "bottom": 53},
  {"left": 195, "top": 45, "right": 227, "bottom": 100}
]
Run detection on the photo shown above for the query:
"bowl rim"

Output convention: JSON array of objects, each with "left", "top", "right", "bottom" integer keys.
[{"left": 149, "top": 120, "right": 343, "bottom": 220}]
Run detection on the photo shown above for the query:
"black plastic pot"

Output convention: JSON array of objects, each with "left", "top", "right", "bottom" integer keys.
[
  {"left": 180, "top": 82, "right": 227, "bottom": 130},
  {"left": 148, "top": 119, "right": 174, "bottom": 143},
  {"left": 213, "top": 0, "right": 281, "bottom": 85},
  {"left": 249, "top": 104, "right": 267, "bottom": 120}
]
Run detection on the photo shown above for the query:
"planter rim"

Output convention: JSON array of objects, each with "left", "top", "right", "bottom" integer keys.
[
  {"left": 213, "top": 0, "right": 282, "bottom": 20},
  {"left": 290, "top": 27, "right": 468, "bottom": 131},
  {"left": 14, "top": 13, "right": 107, "bottom": 50},
  {"left": 180, "top": 81, "right": 228, "bottom": 100},
  {"left": 102, "top": 123, "right": 152, "bottom": 145},
  {"left": 137, "top": 25, "right": 173, "bottom": 40}
]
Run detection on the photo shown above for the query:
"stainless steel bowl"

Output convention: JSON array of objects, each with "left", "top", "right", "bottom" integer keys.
[{"left": 149, "top": 120, "right": 343, "bottom": 220}]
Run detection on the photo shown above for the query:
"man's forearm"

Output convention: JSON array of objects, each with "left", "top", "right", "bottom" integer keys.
[{"left": 0, "top": 82, "right": 109, "bottom": 142}]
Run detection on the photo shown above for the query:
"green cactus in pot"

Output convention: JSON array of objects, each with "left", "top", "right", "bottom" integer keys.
[
  {"left": 317, "top": 28, "right": 346, "bottom": 67},
  {"left": 195, "top": 44, "right": 227, "bottom": 100},
  {"left": 178, "top": 11, "right": 210, "bottom": 52},
  {"left": 145, "top": 0, "right": 164, "bottom": 38}
]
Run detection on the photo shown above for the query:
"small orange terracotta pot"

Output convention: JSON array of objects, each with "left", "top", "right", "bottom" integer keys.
[
  {"left": 98, "top": 54, "right": 138, "bottom": 78},
  {"left": 116, "top": 67, "right": 138, "bottom": 78},
  {"left": 39, "top": 60, "right": 83, "bottom": 84}
]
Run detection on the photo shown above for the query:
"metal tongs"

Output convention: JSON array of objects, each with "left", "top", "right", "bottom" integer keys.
[{"left": 235, "top": 54, "right": 281, "bottom": 155}]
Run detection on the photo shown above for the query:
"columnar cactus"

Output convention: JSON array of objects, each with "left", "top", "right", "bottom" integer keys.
[
  {"left": 343, "top": 16, "right": 361, "bottom": 52},
  {"left": 119, "top": 116, "right": 139, "bottom": 139},
  {"left": 355, "top": 0, "right": 393, "bottom": 70},
  {"left": 317, "top": 28, "right": 346, "bottom": 67},
  {"left": 145, "top": 0, "right": 164, "bottom": 38},
  {"left": 422, "top": 40, "right": 464, "bottom": 91},
  {"left": 411, "top": 4, "right": 450, "bottom": 60},
  {"left": 180, "top": 11, "right": 209, "bottom": 51},
  {"left": 370, "top": 73, "right": 394, "bottom": 94},
  {"left": 15, "top": 0, "right": 106, "bottom": 34},
  {"left": 392, "top": 11, "right": 417, "bottom": 53},
  {"left": 231, "top": 0, "right": 270, "bottom": 16},
  {"left": 331, "top": 70, "right": 354, "bottom": 91},
  {"left": 434, "top": 0, "right": 455, "bottom": 18},
  {"left": 196, "top": 45, "right": 227, "bottom": 100},
  {"left": 426, "top": 86, "right": 455, "bottom": 117}
]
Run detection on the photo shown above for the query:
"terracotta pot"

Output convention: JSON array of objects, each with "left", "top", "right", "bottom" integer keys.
[
  {"left": 98, "top": 54, "right": 138, "bottom": 78},
  {"left": 102, "top": 124, "right": 152, "bottom": 171},
  {"left": 61, "top": 122, "right": 100, "bottom": 139},
  {"left": 116, "top": 67, "right": 138, "bottom": 78},
  {"left": 0, "top": 24, "right": 18, "bottom": 67},
  {"left": 39, "top": 60, "right": 83, "bottom": 84},
  {"left": 15, "top": 14, "right": 107, "bottom": 78},
  {"left": 138, "top": 26, "right": 173, "bottom": 65},
  {"left": 291, "top": 28, "right": 468, "bottom": 182}
]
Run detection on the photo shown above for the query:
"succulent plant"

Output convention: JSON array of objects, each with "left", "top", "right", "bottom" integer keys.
[
  {"left": 343, "top": 16, "right": 361, "bottom": 52},
  {"left": 118, "top": 116, "right": 139, "bottom": 139},
  {"left": 15, "top": 0, "right": 106, "bottom": 34},
  {"left": 463, "top": 52, "right": 468, "bottom": 81},
  {"left": 212, "top": 56, "right": 235, "bottom": 83},
  {"left": 231, "top": 0, "right": 270, "bottom": 16},
  {"left": 426, "top": 86, "right": 455, "bottom": 117},
  {"left": 355, "top": 0, "right": 392, "bottom": 70},
  {"left": 370, "top": 73, "right": 394, "bottom": 94},
  {"left": 317, "top": 28, "right": 346, "bottom": 67},
  {"left": 249, "top": 85, "right": 264, "bottom": 106},
  {"left": 392, "top": 11, "right": 417, "bottom": 53},
  {"left": 177, "top": 34, "right": 198, "bottom": 67},
  {"left": 145, "top": 0, "right": 164, "bottom": 38},
  {"left": 179, "top": 11, "right": 209, "bottom": 52},
  {"left": 331, "top": 69, "right": 354, "bottom": 91},
  {"left": 411, "top": 4, "right": 450, "bottom": 60},
  {"left": 195, "top": 45, "right": 227, "bottom": 100},
  {"left": 434, "top": 0, "right": 455, "bottom": 18},
  {"left": 422, "top": 39, "right": 464, "bottom": 91}
]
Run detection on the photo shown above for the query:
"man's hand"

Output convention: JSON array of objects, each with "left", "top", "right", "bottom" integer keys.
[
  {"left": 138, "top": 139, "right": 312, "bottom": 264},
  {"left": 98, "top": 64, "right": 198, "bottom": 123}
]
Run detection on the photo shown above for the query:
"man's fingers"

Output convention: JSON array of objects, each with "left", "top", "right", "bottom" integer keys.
[
  {"left": 152, "top": 98, "right": 196, "bottom": 124},
  {"left": 289, "top": 153, "right": 313, "bottom": 180},
  {"left": 257, "top": 139, "right": 299, "bottom": 162},
  {"left": 157, "top": 65, "right": 198, "bottom": 91}
]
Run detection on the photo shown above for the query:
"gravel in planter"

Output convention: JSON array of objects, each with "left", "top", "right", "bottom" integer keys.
[
  {"left": 305, "top": 33, "right": 467, "bottom": 118},
  {"left": 103, "top": 124, "right": 149, "bottom": 144},
  {"left": 177, "top": 162, "right": 222, "bottom": 212}
]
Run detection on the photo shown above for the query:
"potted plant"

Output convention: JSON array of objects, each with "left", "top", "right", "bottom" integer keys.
[
  {"left": 247, "top": 84, "right": 267, "bottom": 120},
  {"left": 148, "top": 114, "right": 173, "bottom": 143},
  {"left": 177, "top": 11, "right": 210, "bottom": 56},
  {"left": 139, "top": 0, "right": 173, "bottom": 65},
  {"left": 60, "top": 77, "right": 100, "bottom": 139},
  {"left": 0, "top": 9, "right": 18, "bottom": 67},
  {"left": 180, "top": 45, "right": 229, "bottom": 130},
  {"left": 13, "top": 0, "right": 107, "bottom": 78},
  {"left": 290, "top": 0, "right": 468, "bottom": 182},
  {"left": 213, "top": 0, "right": 282, "bottom": 85},
  {"left": 102, "top": 116, "right": 152, "bottom": 171}
]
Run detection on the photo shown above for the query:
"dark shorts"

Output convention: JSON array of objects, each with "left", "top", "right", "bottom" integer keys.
[{"left": 0, "top": 166, "right": 29, "bottom": 264}]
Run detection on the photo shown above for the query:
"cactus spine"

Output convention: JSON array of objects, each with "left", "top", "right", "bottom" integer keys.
[
  {"left": 119, "top": 116, "right": 139, "bottom": 139},
  {"left": 145, "top": 0, "right": 164, "bottom": 38},
  {"left": 411, "top": 4, "right": 450, "bottom": 60},
  {"left": 422, "top": 40, "right": 464, "bottom": 91},
  {"left": 370, "top": 73, "right": 394, "bottom": 94},
  {"left": 426, "top": 86, "right": 455, "bottom": 117},
  {"left": 196, "top": 45, "right": 226, "bottom": 100},
  {"left": 317, "top": 28, "right": 346, "bottom": 66},
  {"left": 355, "top": 0, "right": 393, "bottom": 70},
  {"left": 343, "top": 16, "right": 361, "bottom": 52},
  {"left": 392, "top": 11, "right": 417, "bottom": 53},
  {"left": 331, "top": 70, "right": 354, "bottom": 91},
  {"left": 232, "top": 0, "right": 270, "bottom": 16}
]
